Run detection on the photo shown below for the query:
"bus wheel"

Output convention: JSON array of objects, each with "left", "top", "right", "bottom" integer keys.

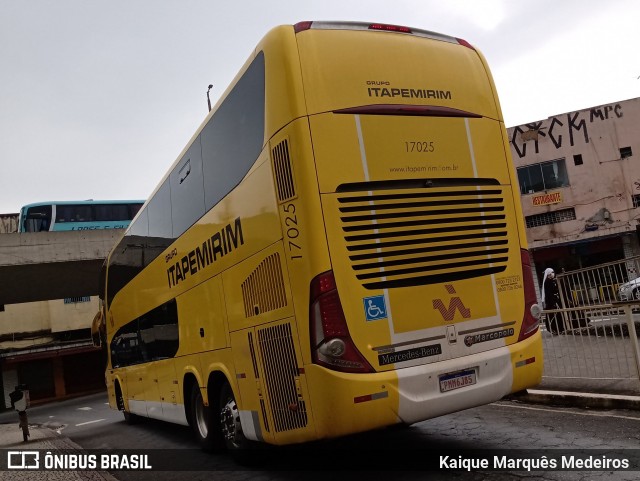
[
  {"left": 219, "top": 381, "right": 251, "bottom": 452},
  {"left": 190, "top": 383, "right": 221, "bottom": 452},
  {"left": 116, "top": 384, "right": 138, "bottom": 425}
]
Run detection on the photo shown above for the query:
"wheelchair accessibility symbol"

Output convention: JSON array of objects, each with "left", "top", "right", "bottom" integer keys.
[{"left": 363, "top": 295, "right": 388, "bottom": 321}]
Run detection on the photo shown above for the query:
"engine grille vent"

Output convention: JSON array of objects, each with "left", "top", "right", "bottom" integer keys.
[
  {"left": 272, "top": 139, "right": 296, "bottom": 203},
  {"left": 338, "top": 180, "right": 509, "bottom": 289},
  {"left": 257, "top": 323, "right": 308, "bottom": 432},
  {"left": 241, "top": 253, "right": 287, "bottom": 317}
]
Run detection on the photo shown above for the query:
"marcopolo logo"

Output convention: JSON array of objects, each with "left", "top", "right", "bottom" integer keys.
[{"left": 464, "top": 328, "right": 515, "bottom": 347}]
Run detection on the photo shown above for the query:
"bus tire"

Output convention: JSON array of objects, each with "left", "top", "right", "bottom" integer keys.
[
  {"left": 123, "top": 410, "right": 139, "bottom": 425},
  {"left": 190, "top": 383, "right": 222, "bottom": 452},
  {"left": 116, "top": 383, "right": 138, "bottom": 425},
  {"left": 219, "top": 381, "right": 252, "bottom": 454}
]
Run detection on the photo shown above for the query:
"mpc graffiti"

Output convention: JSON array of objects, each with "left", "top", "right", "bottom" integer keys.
[{"left": 510, "top": 103, "right": 624, "bottom": 159}]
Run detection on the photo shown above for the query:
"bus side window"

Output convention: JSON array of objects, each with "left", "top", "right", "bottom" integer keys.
[
  {"left": 95, "top": 204, "right": 130, "bottom": 221},
  {"left": 139, "top": 300, "right": 179, "bottom": 361},
  {"left": 57, "top": 205, "right": 92, "bottom": 223},
  {"left": 111, "top": 320, "right": 144, "bottom": 367}
]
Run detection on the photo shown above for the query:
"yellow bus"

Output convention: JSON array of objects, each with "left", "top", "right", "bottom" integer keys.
[{"left": 97, "top": 21, "right": 543, "bottom": 453}]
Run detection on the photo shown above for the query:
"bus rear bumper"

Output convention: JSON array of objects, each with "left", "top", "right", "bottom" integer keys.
[
  {"left": 305, "top": 331, "right": 542, "bottom": 438},
  {"left": 394, "top": 330, "right": 542, "bottom": 424}
]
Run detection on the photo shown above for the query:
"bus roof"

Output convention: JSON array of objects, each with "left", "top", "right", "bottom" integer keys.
[{"left": 20, "top": 200, "right": 145, "bottom": 209}]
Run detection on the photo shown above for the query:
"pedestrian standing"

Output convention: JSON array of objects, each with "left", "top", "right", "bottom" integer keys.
[{"left": 541, "top": 268, "right": 564, "bottom": 334}]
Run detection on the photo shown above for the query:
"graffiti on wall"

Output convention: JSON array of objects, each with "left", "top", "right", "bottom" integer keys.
[{"left": 510, "top": 103, "right": 623, "bottom": 159}]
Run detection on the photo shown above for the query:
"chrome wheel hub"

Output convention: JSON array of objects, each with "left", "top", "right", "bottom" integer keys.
[{"left": 220, "top": 398, "right": 241, "bottom": 443}]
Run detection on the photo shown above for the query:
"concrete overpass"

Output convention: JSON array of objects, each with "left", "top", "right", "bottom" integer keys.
[{"left": 0, "top": 230, "right": 124, "bottom": 305}]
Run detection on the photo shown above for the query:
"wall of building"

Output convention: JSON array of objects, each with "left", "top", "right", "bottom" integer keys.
[
  {"left": 0, "top": 218, "right": 108, "bottom": 407},
  {"left": 0, "top": 214, "right": 18, "bottom": 234},
  {"left": 0, "top": 296, "right": 103, "bottom": 408},
  {"left": 0, "top": 297, "right": 97, "bottom": 339},
  {"left": 49, "top": 297, "right": 98, "bottom": 332},
  {"left": 508, "top": 97, "right": 640, "bottom": 288},
  {"left": 508, "top": 97, "right": 640, "bottom": 251},
  {"left": 0, "top": 302, "right": 50, "bottom": 337}
]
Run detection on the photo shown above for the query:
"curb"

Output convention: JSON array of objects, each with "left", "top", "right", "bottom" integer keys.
[{"left": 509, "top": 389, "right": 640, "bottom": 411}]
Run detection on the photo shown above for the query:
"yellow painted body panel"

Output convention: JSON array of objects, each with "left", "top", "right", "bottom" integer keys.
[
  {"left": 509, "top": 330, "right": 544, "bottom": 391},
  {"left": 269, "top": 118, "right": 333, "bottom": 367},
  {"left": 222, "top": 243, "right": 294, "bottom": 333},
  {"left": 197, "top": 348, "right": 237, "bottom": 404},
  {"left": 171, "top": 353, "right": 206, "bottom": 398},
  {"left": 311, "top": 115, "right": 513, "bottom": 191},
  {"left": 176, "top": 275, "right": 229, "bottom": 356},
  {"left": 124, "top": 364, "right": 146, "bottom": 407},
  {"left": 297, "top": 29, "right": 499, "bottom": 119}
]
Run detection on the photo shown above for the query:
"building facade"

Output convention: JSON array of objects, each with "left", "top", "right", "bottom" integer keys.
[
  {"left": 507, "top": 97, "right": 640, "bottom": 299},
  {"left": 0, "top": 214, "right": 18, "bottom": 234},
  {"left": 0, "top": 297, "right": 105, "bottom": 408},
  {"left": 0, "top": 213, "right": 105, "bottom": 408}
]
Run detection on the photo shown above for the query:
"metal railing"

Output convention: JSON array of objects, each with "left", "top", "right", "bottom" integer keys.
[
  {"left": 555, "top": 256, "right": 640, "bottom": 308},
  {"left": 540, "top": 257, "right": 640, "bottom": 394}
]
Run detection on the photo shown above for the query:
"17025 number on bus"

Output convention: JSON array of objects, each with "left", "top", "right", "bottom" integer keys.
[{"left": 405, "top": 141, "right": 435, "bottom": 153}]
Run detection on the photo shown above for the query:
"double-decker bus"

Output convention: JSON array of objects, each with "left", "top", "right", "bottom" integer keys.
[
  {"left": 96, "top": 21, "right": 543, "bottom": 454},
  {"left": 18, "top": 200, "right": 144, "bottom": 232}
]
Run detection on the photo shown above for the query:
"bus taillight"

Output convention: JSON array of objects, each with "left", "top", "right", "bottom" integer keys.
[
  {"left": 456, "top": 38, "right": 476, "bottom": 50},
  {"left": 518, "top": 249, "right": 540, "bottom": 342},
  {"left": 294, "top": 21, "right": 313, "bottom": 33},
  {"left": 310, "top": 271, "right": 374, "bottom": 374}
]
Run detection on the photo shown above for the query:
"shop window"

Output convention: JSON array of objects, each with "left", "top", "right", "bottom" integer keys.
[{"left": 517, "top": 158, "right": 569, "bottom": 194}]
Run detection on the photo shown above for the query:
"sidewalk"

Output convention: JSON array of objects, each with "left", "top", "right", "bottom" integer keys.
[
  {"left": 0, "top": 421, "right": 117, "bottom": 480},
  {"left": 512, "top": 388, "right": 640, "bottom": 410}
]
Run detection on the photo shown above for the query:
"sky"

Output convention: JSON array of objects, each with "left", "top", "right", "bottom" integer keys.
[{"left": 1, "top": 0, "right": 639, "bottom": 214}]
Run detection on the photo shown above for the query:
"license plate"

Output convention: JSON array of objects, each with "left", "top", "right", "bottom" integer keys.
[{"left": 439, "top": 369, "right": 477, "bottom": 393}]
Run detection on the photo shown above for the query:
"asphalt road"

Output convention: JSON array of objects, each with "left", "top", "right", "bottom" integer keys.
[{"left": 1, "top": 392, "right": 639, "bottom": 480}]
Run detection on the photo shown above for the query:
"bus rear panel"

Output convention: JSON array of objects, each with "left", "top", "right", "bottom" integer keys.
[{"left": 287, "top": 22, "right": 542, "bottom": 438}]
